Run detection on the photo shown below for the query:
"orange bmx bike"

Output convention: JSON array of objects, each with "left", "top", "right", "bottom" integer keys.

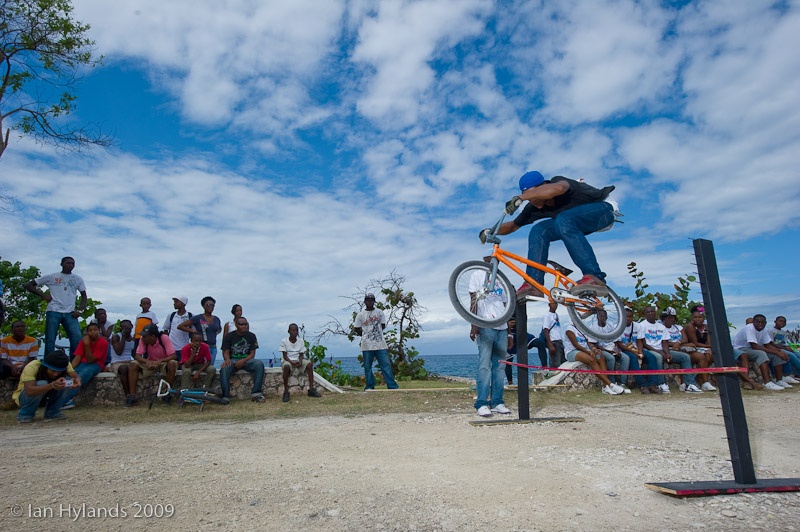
[{"left": 448, "top": 211, "right": 626, "bottom": 341}]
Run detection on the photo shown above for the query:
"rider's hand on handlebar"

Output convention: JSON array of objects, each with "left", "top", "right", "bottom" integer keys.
[
  {"left": 505, "top": 195, "right": 522, "bottom": 215},
  {"left": 479, "top": 228, "right": 491, "bottom": 243}
]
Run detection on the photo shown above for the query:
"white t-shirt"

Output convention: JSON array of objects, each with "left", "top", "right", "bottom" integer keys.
[
  {"left": 638, "top": 320, "right": 666, "bottom": 351},
  {"left": 733, "top": 323, "right": 772, "bottom": 349},
  {"left": 542, "top": 311, "right": 562, "bottom": 342},
  {"left": 616, "top": 321, "right": 639, "bottom": 346},
  {"left": 565, "top": 324, "right": 594, "bottom": 352},
  {"left": 165, "top": 310, "right": 191, "bottom": 351},
  {"left": 35, "top": 272, "right": 86, "bottom": 313},
  {"left": 662, "top": 324, "right": 683, "bottom": 345},
  {"left": 354, "top": 309, "right": 388, "bottom": 351},
  {"left": 468, "top": 269, "right": 509, "bottom": 331},
  {"left": 279, "top": 337, "right": 306, "bottom": 362},
  {"left": 109, "top": 337, "right": 134, "bottom": 364}
]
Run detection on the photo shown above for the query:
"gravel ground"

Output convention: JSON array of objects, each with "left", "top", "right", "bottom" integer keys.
[{"left": 1, "top": 392, "right": 799, "bottom": 531}]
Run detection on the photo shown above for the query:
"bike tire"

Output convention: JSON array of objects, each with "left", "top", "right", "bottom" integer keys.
[
  {"left": 449, "top": 260, "right": 516, "bottom": 329},
  {"left": 565, "top": 285, "right": 626, "bottom": 341}
]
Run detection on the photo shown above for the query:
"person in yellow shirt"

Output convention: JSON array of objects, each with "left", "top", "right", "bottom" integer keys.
[{"left": 14, "top": 350, "right": 81, "bottom": 423}]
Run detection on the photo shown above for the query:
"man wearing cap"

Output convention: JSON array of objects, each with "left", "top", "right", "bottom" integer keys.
[
  {"left": 354, "top": 294, "right": 399, "bottom": 390},
  {"left": 13, "top": 350, "right": 80, "bottom": 422},
  {"left": 660, "top": 307, "right": 702, "bottom": 393},
  {"left": 496, "top": 171, "right": 616, "bottom": 299},
  {"left": 24, "top": 256, "right": 87, "bottom": 356},
  {"left": 163, "top": 296, "right": 192, "bottom": 353},
  {"left": 126, "top": 324, "right": 178, "bottom": 407}
]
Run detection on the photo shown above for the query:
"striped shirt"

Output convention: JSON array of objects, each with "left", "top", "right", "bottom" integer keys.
[{"left": 0, "top": 335, "right": 39, "bottom": 367}]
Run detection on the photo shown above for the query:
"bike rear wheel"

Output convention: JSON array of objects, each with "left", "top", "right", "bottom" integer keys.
[
  {"left": 449, "top": 260, "right": 516, "bottom": 329},
  {"left": 565, "top": 285, "right": 626, "bottom": 341}
]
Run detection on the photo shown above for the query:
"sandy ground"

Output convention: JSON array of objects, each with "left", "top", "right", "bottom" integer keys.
[{"left": 1, "top": 392, "right": 800, "bottom": 532}]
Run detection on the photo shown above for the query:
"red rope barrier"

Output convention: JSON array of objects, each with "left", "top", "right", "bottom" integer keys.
[{"left": 500, "top": 359, "right": 746, "bottom": 376}]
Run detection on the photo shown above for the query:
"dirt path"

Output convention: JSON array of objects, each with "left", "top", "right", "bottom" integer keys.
[{"left": 2, "top": 393, "right": 799, "bottom": 531}]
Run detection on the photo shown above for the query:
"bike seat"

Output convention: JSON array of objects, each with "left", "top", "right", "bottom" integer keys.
[{"left": 547, "top": 260, "right": 573, "bottom": 276}]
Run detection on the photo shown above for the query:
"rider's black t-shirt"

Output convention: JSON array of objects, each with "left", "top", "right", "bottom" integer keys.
[{"left": 512, "top": 176, "right": 614, "bottom": 227}]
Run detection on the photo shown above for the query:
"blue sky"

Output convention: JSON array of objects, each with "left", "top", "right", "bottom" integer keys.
[{"left": 1, "top": 0, "right": 799, "bottom": 358}]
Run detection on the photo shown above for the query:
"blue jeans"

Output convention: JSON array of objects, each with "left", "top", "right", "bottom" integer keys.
[
  {"left": 624, "top": 350, "right": 659, "bottom": 387},
  {"left": 667, "top": 350, "right": 696, "bottom": 386},
  {"left": 61, "top": 363, "right": 102, "bottom": 404},
  {"left": 362, "top": 349, "right": 399, "bottom": 389},
  {"left": 643, "top": 349, "right": 666, "bottom": 385},
  {"left": 474, "top": 328, "right": 507, "bottom": 409},
  {"left": 45, "top": 311, "right": 83, "bottom": 357},
  {"left": 603, "top": 351, "right": 630, "bottom": 385},
  {"left": 18, "top": 380, "right": 66, "bottom": 421},
  {"left": 780, "top": 349, "right": 800, "bottom": 376},
  {"left": 209, "top": 346, "right": 218, "bottom": 366},
  {"left": 220, "top": 359, "right": 265, "bottom": 398},
  {"left": 526, "top": 202, "right": 614, "bottom": 283}
]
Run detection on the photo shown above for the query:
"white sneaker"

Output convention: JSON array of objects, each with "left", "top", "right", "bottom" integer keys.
[
  {"left": 621, "top": 386, "right": 632, "bottom": 394},
  {"left": 776, "top": 379, "right": 792, "bottom": 388},
  {"left": 782, "top": 375, "right": 800, "bottom": 384},
  {"left": 764, "top": 381, "right": 784, "bottom": 391},
  {"left": 658, "top": 383, "right": 671, "bottom": 394},
  {"left": 602, "top": 384, "right": 624, "bottom": 395},
  {"left": 491, "top": 404, "right": 511, "bottom": 414},
  {"left": 679, "top": 383, "right": 686, "bottom": 392},
  {"left": 701, "top": 382, "right": 717, "bottom": 391},
  {"left": 477, "top": 406, "right": 492, "bottom": 417},
  {"left": 685, "top": 384, "right": 703, "bottom": 393}
]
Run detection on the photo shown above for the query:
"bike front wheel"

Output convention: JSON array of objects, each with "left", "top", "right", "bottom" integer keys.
[
  {"left": 449, "top": 260, "right": 516, "bottom": 329},
  {"left": 565, "top": 285, "right": 626, "bottom": 341}
]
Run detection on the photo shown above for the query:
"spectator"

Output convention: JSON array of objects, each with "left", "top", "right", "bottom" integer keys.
[
  {"left": 660, "top": 307, "right": 702, "bottom": 393},
  {"left": 354, "top": 293, "right": 400, "bottom": 392},
  {"left": 61, "top": 322, "right": 109, "bottom": 408},
  {"left": 506, "top": 316, "right": 546, "bottom": 385},
  {"left": 219, "top": 317, "right": 265, "bottom": 402},
  {"left": 564, "top": 323, "right": 623, "bottom": 395},
  {"left": 542, "top": 302, "right": 565, "bottom": 368},
  {"left": 279, "top": 323, "right": 322, "bottom": 402},
  {"left": 24, "top": 256, "right": 87, "bottom": 357},
  {"left": 178, "top": 296, "right": 222, "bottom": 365},
  {"left": 14, "top": 350, "right": 80, "bottom": 423},
  {"left": 126, "top": 324, "right": 178, "bottom": 407},
  {"left": 223, "top": 304, "right": 243, "bottom": 338},
  {"left": 180, "top": 333, "right": 216, "bottom": 390},
  {"left": 163, "top": 296, "right": 192, "bottom": 354},
  {"left": 681, "top": 307, "right": 717, "bottom": 391},
  {"left": 109, "top": 319, "right": 134, "bottom": 396},
  {"left": 0, "top": 320, "right": 38, "bottom": 379},
  {"left": 132, "top": 297, "right": 158, "bottom": 353},
  {"left": 637, "top": 306, "right": 669, "bottom": 393},
  {"left": 91, "top": 308, "right": 115, "bottom": 343},
  {"left": 770, "top": 316, "right": 800, "bottom": 383},
  {"left": 593, "top": 309, "right": 631, "bottom": 392},
  {"left": 732, "top": 314, "right": 790, "bottom": 391},
  {"left": 615, "top": 308, "right": 660, "bottom": 394}
]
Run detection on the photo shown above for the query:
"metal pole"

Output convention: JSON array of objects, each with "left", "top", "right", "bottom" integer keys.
[
  {"left": 516, "top": 301, "right": 530, "bottom": 420},
  {"left": 693, "top": 238, "right": 756, "bottom": 484}
]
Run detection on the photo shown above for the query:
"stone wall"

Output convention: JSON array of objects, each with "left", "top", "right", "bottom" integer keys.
[{"left": 2, "top": 367, "right": 316, "bottom": 407}]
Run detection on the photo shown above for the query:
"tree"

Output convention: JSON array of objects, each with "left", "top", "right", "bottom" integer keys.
[
  {"left": 317, "top": 271, "right": 429, "bottom": 380},
  {"left": 625, "top": 262, "right": 699, "bottom": 324},
  {"left": 0, "top": 0, "right": 111, "bottom": 161},
  {"left": 0, "top": 256, "right": 102, "bottom": 342}
]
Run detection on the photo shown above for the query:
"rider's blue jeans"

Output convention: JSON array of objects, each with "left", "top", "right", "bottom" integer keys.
[{"left": 525, "top": 202, "right": 614, "bottom": 284}]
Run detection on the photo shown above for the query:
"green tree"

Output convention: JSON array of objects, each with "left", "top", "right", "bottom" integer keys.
[
  {"left": 625, "top": 262, "right": 699, "bottom": 324},
  {"left": 0, "top": 0, "right": 111, "bottom": 161},
  {"left": 317, "top": 271, "right": 429, "bottom": 381},
  {"left": 0, "top": 256, "right": 102, "bottom": 343}
]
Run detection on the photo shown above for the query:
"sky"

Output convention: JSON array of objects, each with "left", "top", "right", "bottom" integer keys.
[{"left": 1, "top": 0, "right": 799, "bottom": 359}]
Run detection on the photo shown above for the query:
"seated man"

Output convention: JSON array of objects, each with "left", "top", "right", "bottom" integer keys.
[
  {"left": 770, "top": 316, "right": 800, "bottom": 383},
  {"left": 61, "top": 322, "right": 109, "bottom": 408},
  {"left": 220, "top": 317, "right": 265, "bottom": 402},
  {"left": 14, "top": 350, "right": 81, "bottom": 423},
  {"left": 733, "top": 314, "right": 790, "bottom": 391},
  {"left": 636, "top": 306, "right": 669, "bottom": 393},
  {"left": 681, "top": 306, "right": 717, "bottom": 391},
  {"left": 1, "top": 320, "right": 39, "bottom": 379},
  {"left": 180, "top": 333, "right": 216, "bottom": 390},
  {"left": 660, "top": 307, "right": 702, "bottom": 393},
  {"left": 109, "top": 319, "right": 135, "bottom": 396},
  {"left": 279, "top": 323, "right": 322, "bottom": 402},
  {"left": 564, "top": 322, "right": 623, "bottom": 395},
  {"left": 615, "top": 308, "right": 660, "bottom": 394},
  {"left": 126, "top": 324, "right": 178, "bottom": 407},
  {"left": 593, "top": 309, "right": 630, "bottom": 391}
]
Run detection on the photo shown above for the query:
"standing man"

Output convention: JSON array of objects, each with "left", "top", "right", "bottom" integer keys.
[
  {"left": 468, "top": 257, "right": 510, "bottom": 417},
  {"left": 163, "top": 296, "right": 192, "bottom": 354},
  {"left": 354, "top": 294, "right": 399, "bottom": 391},
  {"left": 219, "top": 317, "right": 265, "bottom": 402},
  {"left": 496, "top": 171, "right": 617, "bottom": 299},
  {"left": 542, "top": 301, "right": 565, "bottom": 368},
  {"left": 25, "top": 256, "right": 87, "bottom": 356}
]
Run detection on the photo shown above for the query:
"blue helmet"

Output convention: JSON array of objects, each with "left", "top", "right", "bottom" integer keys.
[{"left": 519, "top": 171, "right": 544, "bottom": 191}]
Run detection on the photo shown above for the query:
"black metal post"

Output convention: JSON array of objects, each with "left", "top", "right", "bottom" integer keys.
[
  {"left": 693, "top": 238, "right": 756, "bottom": 484},
  {"left": 516, "top": 301, "right": 530, "bottom": 420}
]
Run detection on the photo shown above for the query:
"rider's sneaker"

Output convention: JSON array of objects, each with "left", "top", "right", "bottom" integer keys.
[
  {"left": 569, "top": 274, "right": 609, "bottom": 296},
  {"left": 516, "top": 283, "right": 543, "bottom": 301}
]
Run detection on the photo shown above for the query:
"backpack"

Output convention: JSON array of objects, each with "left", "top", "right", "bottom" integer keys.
[{"left": 165, "top": 311, "right": 193, "bottom": 333}]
